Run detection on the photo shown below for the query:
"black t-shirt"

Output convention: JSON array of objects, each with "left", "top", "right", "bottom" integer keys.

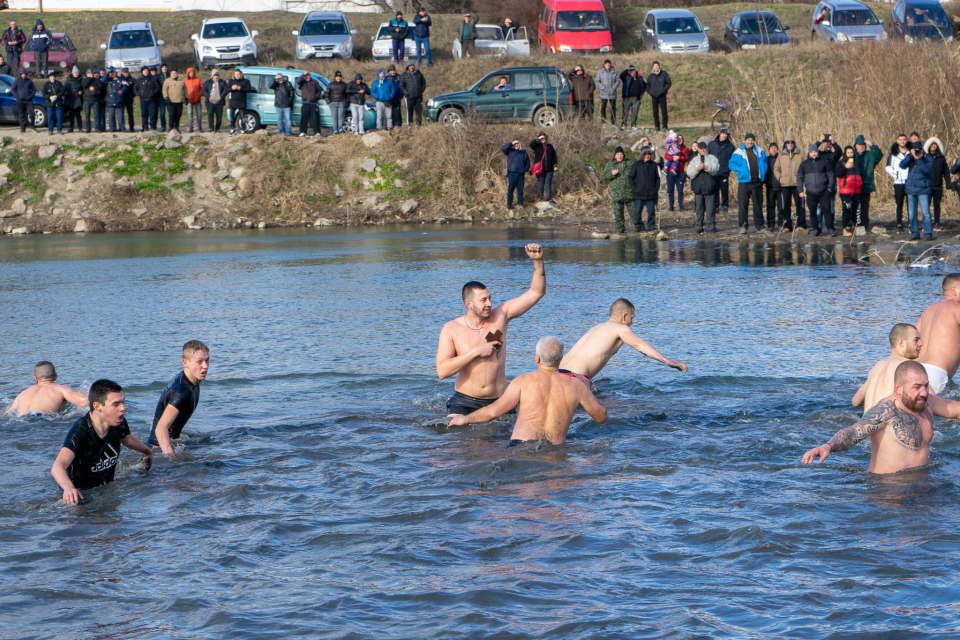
[
  {"left": 147, "top": 371, "right": 201, "bottom": 447},
  {"left": 62, "top": 414, "right": 131, "bottom": 490}
]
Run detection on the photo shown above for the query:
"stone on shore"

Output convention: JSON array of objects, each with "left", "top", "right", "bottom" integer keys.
[
  {"left": 401, "top": 199, "right": 419, "bottom": 214},
  {"left": 360, "top": 158, "right": 377, "bottom": 173},
  {"left": 12, "top": 198, "right": 26, "bottom": 215},
  {"left": 361, "top": 133, "right": 385, "bottom": 148},
  {"left": 38, "top": 145, "right": 57, "bottom": 159}
]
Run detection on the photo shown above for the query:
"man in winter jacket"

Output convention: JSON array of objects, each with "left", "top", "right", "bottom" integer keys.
[
  {"left": 412, "top": 8, "right": 432, "bottom": 67},
  {"left": 318, "top": 70, "right": 343, "bottom": 134},
  {"left": 2, "top": 21, "right": 26, "bottom": 70},
  {"left": 11, "top": 68, "right": 35, "bottom": 132},
  {"left": 646, "top": 61, "right": 671, "bottom": 132},
  {"left": 135, "top": 66, "right": 159, "bottom": 131},
  {"left": 28, "top": 19, "right": 52, "bottom": 77},
  {"left": 502, "top": 137, "right": 531, "bottom": 210},
  {"left": 346, "top": 73, "right": 370, "bottom": 135},
  {"left": 529, "top": 131, "right": 559, "bottom": 202},
  {"left": 228, "top": 69, "right": 254, "bottom": 134},
  {"left": 900, "top": 141, "right": 935, "bottom": 240},
  {"left": 81, "top": 68, "right": 102, "bottom": 133},
  {"left": 926, "top": 137, "right": 947, "bottom": 230},
  {"left": 371, "top": 68, "right": 395, "bottom": 131},
  {"left": 797, "top": 144, "right": 836, "bottom": 237},
  {"left": 817, "top": 135, "right": 842, "bottom": 227},
  {"left": 686, "top": 138, "right": 720, "bottom": 234},
  {"left": 161, "top": 68, "right": 186, "bottom": 132},
  {"left": 707, "top": 128, "right": 735, "bottom": 213},
  {"left": 96, "top": 68, "right": 108, "bottom": 132},
  {"left": 104, "top": 67, "right": 128, "bottom": 132},
  {"left": 604, "top": 146, "right": 635, "bottom": 233},
  {"left": 596, "top": 60, "right": 620, "bottom": 125},
  {"left": 0, "top": 54, "right": 13, "bottom": 76},
  {"left": 268, "top": 72, "right": 294, "bottom": 136},
  {"left": 619, "top": 66, "right": 644, "bottom": 131},
  {"left": 886, "top": 134, "right": 911, "bottom": 232},
  {"left": 629, "top": 147, "right": 661, "bottom": 231},
  {"left": 386, "top": 65, "right": 403, "bottom": 127},
  {"left": 454, "top": 13, "right": 478, "bottom": 58},
  {"left": 567, "top": 65, "right": 595, "bottom": 119},
  {"left": 728, "top": 133, "right": 768, "bottom": 234},
  {"left": 157, "top": 64, "right": 170, "bottom": 131},
  {"left": 63, "top": 66, "right": 83, "bottom": 133},
  {"left": 399, "top": 62, "right": 426, "bottom": 126},
  {"left": 183, "top": 67, "right": 203, "bottom": 133},
  {"left": 389, "top": 11, "right": 408, "bottom": 63},
  {"left": 41, "top": 70, "right": 63, "bottom": 134},
  {"left": 764, "top": 142, "right": 781, "bottom": 231},
  {"left": 202, "top": 69, "right": 228, "bottom": 133},
  {"left": 118, "top": 68, "right": 136, "bottom": 132},
  {"left": 853, "top": 134, "right": 882, "bottom": 231},
  {"left": 774, "top": 135, "right": 804, "bottom": 231}
]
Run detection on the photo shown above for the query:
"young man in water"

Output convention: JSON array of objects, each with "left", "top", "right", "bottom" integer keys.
[
  {"left": 803, "top": 361, "right": 960, "bottom": 474},
  {"left": 852, "top": 323, "right": 922, "bottom": 413},
  {"left": 147, "top": 340, "right": 209, "bottom": 456},
  {"left": 448, "top": 336, "right": 606, "bottom": 444},
  {"left": 915, "top": 272, "right": 960, "bottom": 394},
  {"left": 50, "top": 379, "right": 152, "bottom": 504},
  {"left": 436, "top": 244, "right": 545, "bottom": 416},
  {"left": 5, "top": 361, "right": 89, "bottom": 416},
  {"left": 559, "top": 298, "right": 688, "bottom": 383}
]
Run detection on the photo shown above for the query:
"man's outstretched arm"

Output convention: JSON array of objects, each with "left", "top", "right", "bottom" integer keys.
[
  {"left": 448, "top": 381, "right": 521, "bottom": 426},
  {"left": 851, "top": 382, "right": 866, "bottom": 407},
  {"left": 579, "top": 387, "right": 607, "bottom": 424},
  {"left": 929, "top": 395, "right": 960, "bottom": 420},
  {"left": 802, "top": 397, "right": 896, "bottom": 464},
  {"left": 61, "top": 386, "right": 90, "bottom": 408},
  {"left": 502, "top": 244, "right": 546, "bottom": 320},
  {"left": 619, "top": 325, "right": 688, "bottom": 372}
]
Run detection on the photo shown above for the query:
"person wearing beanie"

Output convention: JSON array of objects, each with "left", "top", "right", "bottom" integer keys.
[
  {"left": 386, "top": 64, "right": 403, "bottom": 128},
  {"left": 399, "top": 61, "right": 426, "bottom": 127},
  {"left": 161, "top": 68, "right": 187, "bottom": 133},
  {"left": 899, "top": 140, "right": 934, "bottom": 240},
  {"left": 629, "top": 146, "right": 662, "bottom": 230},
  {"left": 604, "top": 146, "right": 635, "bottom": 233},
  {"left": 134, "top": 65, "right": 161, "bottom": 132},
  {"left": 596, "top": 59, "right": 620, "bottom": 125},
  {"left": 646, "top": 61, "right": 671, "bottom": 132},
  {"left": 773, "top": 134, "right": 804, "bottom": 231},
  {"left": 104, "top": 65, "right": 129, "bottom": 132},
  {"left": 119, "top": 67, "right": 136, "bottom": 132},
  {"left": 764, "top": 142, "right": 781, "bottom": 231},
  {"left": 63, "top": 65, "right": 83, "bottom": 132},
  {"left": 0, "top": 54, "right": 12, "bottom": 76},
  {"left": 346, "top": 73, "right": 370, "bottom": 135},
  {"left": 853, "top": 134, "right": 882, "bottom": 231},
  {"left": 389, "top": 11, "right": 409, "bottom": 63},
  {"left": 227, "top": 68, "right": 253, "bottom": 134},
  {"left": 567, "top": 64, "right": 596, "bottom": 119},
  {"left": 371, "top": 68, "right": 396, "bottom": 131},
  {"left": 707, "top": 127, "right": 735, "bottom": 214},
  {"left": 201, "top": 68, "right": 228, "bottom": 133},
  {"left": 687, "top": 137, "right": 720, "bottom": 233},
  {"left": 797, "top": 143, "right": 836, "bottom": 237},
  {"left": 502, "top": 136, "right": 530, "bottom": 210},
  {"left": 300, "top": 70, "right": 326, "bottom": 135},
  {"left": 2, "top": 20, "right": 26, "bottom": 71},
  {"left": 42, "top": 69, "right": 64, "bottom": 134},
  {"left": 618, "top": 65, "right": 644, "bottom": 131},
  {"left": 412, "top": 7, "right": 433, "bottom": 67},
  {"left": 81, "top": 67, "right": 102, "bottom": 132},
  {"left": 29, "top": 19, "right": 52, "bottom": 77},
  {"left": 529, "top": 131, "right": 559, "bottom": 202},
  {"left": 728, "top": 133, "right": 768, "bottom": 234}
]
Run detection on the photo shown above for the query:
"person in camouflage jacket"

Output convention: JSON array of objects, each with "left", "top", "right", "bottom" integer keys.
[{"left": 603, "top": 146, "right": 635, "bottom": 233}]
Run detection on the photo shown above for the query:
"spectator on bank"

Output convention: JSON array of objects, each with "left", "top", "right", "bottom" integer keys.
[
  {"left": 268, "top": 72, "right": 294, "bottom": 136},
  {"left": 135, "top": 66, "right": 159, "bottom": 131},
  {"left": 29, "top": 19, "right": 52, "bottom": 78},
  {"left": 927, "top": 137, "right": 947, "bottom": 230},
  {"left": 184, "top": 67, "right": 203, "bottom": 133},
  {"left": 707, "top": 128, "right": 735, "bottom": 213},
  {"left": 910, "top": 131, "right": 921, "bottom": 146},
  {"left": 503, "top": 18, "right": 520, "bottom": 33},
  {"left": 619, "top": 65, "right": 643, "bottom": 131},
  {"left": 836, "top": 146, "right": 864, "bottom": 236},
  {"left": 798, "top": 144, "right": 836, "bottom": 237},
  {"left": 228, "top": 68, "right": 254, "bottom": 135},
  {"left": 853, "top": 135, "right": 882, "bottom": 231},
  {"left": 729, "top": 133, "right": 768, "bottom": 234},
  {"left": 687, "top": 138, "right": 720, "bottom": 234},
  {"left": 316, "top": 70, "right": 341, "bottom": 134},
  {"left": 386, "top": 65, "right": 403, "bottom": 127},
  {"left": 371, "top": 68, "right": 395, "bottom": 131},
  {"left": 454, "top": 12, "right": 478, "bottom": 58},
  {"left": 663, "top": 132, "right": 689, "bottom": 211},
  {"left": 81, "top": 68, "right": 102, "bottom": 133},
  {"left": 568, "top": 65, "right": 596, "bottom": 119},
  {"left": 900, "top": 140, "right": 934, "bottom": 240},
  {"left": 886, "top": 134, "right": 911, "bottom": 233},
  {"left": 529, "top": 131, "right": 558, "bottom": 203},
  {"left": 596, "top": 59, "right": 620, "bottom": 125},
  {"left": 118, "top": 68, "right": 135, "bottom": 132},
  {"left": 604, "top": 146, "right": 635, "bottom": 234},
  {"left": 399, "top": 62, "right": 425, "bottom": 127},
  {"left": 774, "top": 135, "right": 804, "bottom": 231},
  {"left": 161, "top": 68, "right": 186, "bottom": 132},
  {"left": 2, "top": 21, "right": 25, "bottom": 70},
  {"left": 41, "top": 70, "right": 63, "bottom": 135},
  {"left": 346, "top": 73, "right": 369, "bottom": 135},
  {"left": 629, "top": 147, "right": 661, "bottom": 231},
  {"left": 764, "top": 142, "right": 780, "bottom": 231},
  {"left": 502, "top": 137, "right": 530, "bottom": 210},
  {"left": 389, "top": 11, "right": 408, "bottom": 63},
  {"left": 0, "top": 54, "right": 11, "bottom": 76},
  {"left": 105, "top": 67, "right": 128, "bottom": 133},
  {"left": 202, "top": 69, "right": 227, "bottom": 133},
  {"left": 11, "top": 67, "right": 35, "bottom": 132},
  {"left": 646, "top": 61, "right": 671, "bottom": 132},
  {"left": 817, "top": 134, "right": 842, "bottom": 230},
  {"left": 630, "top": 136, "right": 662, "bottom": 167},
  {"left": 63, "top": 66, "right": 82, "bottom": 133},
  {"left": 413, "top": 7, "right": 432, "bottom": 67},
  {"left": 157, "top": 64, "right": 170, "bottom": 132},
  {"left": 950, "top": 157, "right": 960, "bottom": 214}
]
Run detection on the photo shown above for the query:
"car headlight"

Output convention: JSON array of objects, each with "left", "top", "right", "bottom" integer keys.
[
  {"left": 22, "top": 60, "right": 29, "bottom": 67},
  {"left": 657, "top": 39, "right": 665, "bottom": 47},
  {"left": 558, "top": 45, "right": 572, "bottom": 52},
  {"left": 426, "top": 99, "right": 434, "bottom": 107},
  {"left": 496, "top": 46, "right": 507, "bottom": 55},
  {"left": 701, "top": 38, "right": 710, "bottom": 47},
  {"left": 203, "top": 46, "right": 213, "bottom": 53},
  {"left": 242, "top": 43, "right": 253, "bottom": 52},
  {"left": 59, "top": 60, "right": 67, "bottom": 68},
  {"left": 836, "top": 32, "right": 849, "bottom": 42},
  {"left": 879, "top": 31, "right": 888, "bottom": 41},
  {"left": 904, "top": 34, "right": 914, "bottom": 43},
  {"left": 948, "top": 36, "right": 955, "bottom": 42},
  {"left": 340, "top": 40, "right": 350, "bottom": 50},
  {"left": 742, "top": 43, "right": 756, "bottom": 49},
  {"left": 599, "top": 45, "right": 610, "bottom": 52}
]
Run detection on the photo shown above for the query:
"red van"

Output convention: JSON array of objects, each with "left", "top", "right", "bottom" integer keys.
[{"left": 538, "top": 0, "right": 613, "bottom": 54}]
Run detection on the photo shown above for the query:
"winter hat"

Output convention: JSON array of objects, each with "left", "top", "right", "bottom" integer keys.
[
  {"left": 140, "top": 65, "right": 149, "bottom": 72},
  {"left": 808, "top": 143, "right": 818, "bottom": 153},
  {"left": 614, "top": 146, "right": 624, "bottom": 156},
  {"left": 334, "top": 70, "right": 342, "bottom": 78},
  {"left": 652, "top": 61, "right": 660, "bottom": 68},
  {"left": 211, "top": 69, "right": 220, "bottom": 76},
  {"left": 47, "top": 69, "right": 55, "bottom": 77},
  {"left": 603, "top": 59, "right": 611, "bottom": 65},
  {"left": 107, "top": 66, "right": 116, "bottom": 73},
  {"left": 406, "top": 62, "right": 415, "bottom": 69},
  {"left": 855, "top": 134, "right": 865, "bottom": 145},
  {"left": 626, "top": 64, "right": 636, "bottom": 72},
  {"left": 783, "top": 133, "right": 795, "bottom": 143},
  {"left": 745, "top": 132, "right": 755, "bottom": 141},
  {"left": 396, "top": 10, "right": 402, "bottom": 15},
  {"left": 387, "top": 64, "right": 396, "bottom": 73},
  {"left": 718, "top": 127, "right": 729, "bottom": 135},
  {"left": 71, "top": 65, "right": 79, "bottom": 75},
  {"left": 355, "top": 73, "right": 363, "bottom": 80},
  {"left": 641, "top": 147, "right": 654, "bottom": 157},
  {"left": 85, "top": 68, "right": 93, "bottom": 75},
  {"left": 697, "top": 136, "right": 710, "bottom": 146}
]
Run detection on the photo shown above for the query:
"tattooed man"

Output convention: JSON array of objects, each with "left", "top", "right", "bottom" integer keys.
[
  {"left": 852, "top": 323, "right": 922, "bottom": 413},
  {"left": 804, "top": 360, "right": 960, "bottom": 474},
  {"left": 916, "top": 272, "right": 960, "bottom": 394}
]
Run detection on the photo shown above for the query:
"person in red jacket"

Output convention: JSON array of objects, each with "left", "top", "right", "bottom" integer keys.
[
  {"left": 184, "top": 67, "right": 203, "bottom": 133},
  {"left": 836, "top": 145, "right": 865, "bottom": 235},
  {"left": 664, "top": 133, "right": 689, "bottom": 211}
]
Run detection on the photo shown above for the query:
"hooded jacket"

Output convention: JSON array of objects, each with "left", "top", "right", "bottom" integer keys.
[
  {"left": 300, "top": 73, "right": 325, "bottom": 103},
  {"left": 835, "top": 157, "right": 864, "bottom": 194},
  {"left": 105, "top": 75, "right": 128, "bottom": 107},
  {"left": 502, "top": 142, "right": 530, "bottom": 175},
  {"left": 797, "top": 155, "right": 834, "bottom": 195},
  {"left": 41, "top": 77, "right": 64, "bottom": 107},
  {"left": 386, "top": 72, "right": 402, "bottom": 105},
  {"left": 765, "top": 152, "right": 781, "bottom": 189},
  {"left": 686, "top": 152, "right": 719, "bottom": 195},
  {"left": 399, "top": 68, "right": 425, "bottom": 100},
  {"left": 773, "top": 141, "right": 803, "bottom": 188},
  {"left": 81, "top": 74, "right": 103, "bottom": 101},
  {"left": 184, "top": 68, "right": 203, "bottom": 103},
  {"left": 728, "top": 143, "right": 768, "bottom": 183},
  {"left": 629, "top": 157, "right": 661, "bottom": 200},
  {"left": 0, "top": 61, "right": 12, "bottom": 76},
  {"left": 529, "top": 137, "right": 558, "bottom": 172},
  {"left": 854, "top": 139, "right": 883, "bottom": 193},
  {"left": 604, "top": 157, "right": 635, "bottom": 203},
  {"left": 64, "top": 73, "right": 83, "bottom": 110},
  {"left": 346, "top": 75, "right": 370, "bottom": 105},
  {"left": 707, "top": 134, "right": 736, "bottom": 177},
  {"left": 227, "top": 75, "right": 254, "bottom": 110},
  {"left": 629, "top": 141, "right": 663, "bottom": 169},
  {"left": 646, "top": 69, "right": 671, "bottom": 98},
  {"left": 119, "top": 73, "right": 135, "bottom": 104},
  {"left": 567, "top": 69, "right": 596, "bottom": 101},
  {"left": 389, "top": 17, "right": 409, "bottom": 40},
  {"left": 900, "top": 151, "right": 933, "bottom": 196},
  {"left": 135, "top": 73, "right": 162, "bottom": 101},
  {"left": 925, "top": 137, "right": 947, "bottom": 189},
  {"left": 413, "top": 13, "right": 432, "bottom": 38},
  {"left": 885, "top": 142, "right": 910, "bottom": 185},
  {"left": 596, "top": 66, "right": 620, "bottom": 100},
  {"left": 29, "top": 22, "right": 51, "bottom": 53},
  {"left": 620, "top": 68, "right": 644, "bottom": 99},
  {"left": 202, "top": 76, "right": 228, "bottom": 106},
  {"left": 162, "top": 75, "right": 187, "bottom": 104},
  {"left": 268, "top": 76, "right": 295, "bottom": 109},
  {"left": 10, "top": 73, "right": 35, "bottom": 101},
  {"left": 371, "top": 71, "right": 395, "bottom": 102}
]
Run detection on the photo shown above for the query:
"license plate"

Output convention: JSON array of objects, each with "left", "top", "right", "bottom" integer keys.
[
  {"left": 221, "top": 53, "right": 240, "bottom": 59},
  {"left": 316, "top": 52, "right": 333, "bottom": 57}
]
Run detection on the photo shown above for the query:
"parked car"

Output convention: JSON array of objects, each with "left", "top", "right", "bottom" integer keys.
[
  {"left": 640, "top": 10, "right": 710, "bottom": 53},
  {"left": 453, "top": 25, "right": 531, "bottom": 59},
  {"left": 0, "top": 74, "right": 47, "bottom": 127},
  {"left": 426, "top": 66, "right": 573, "bottom": 127},
  {"left": 229, "top": 66, "right": 377, "bottom": 134},
  {"left": 724, "top": 12, "right": 791, "bottom": 51},
  {"left": 100, "top": 22, "right": 163, "bottom": 70},
  {"left": 538, "top": 0, "right": 613, "bottom": 53},
  {"left": 22, "top": 32, "right": 77, "bottom": 75},
  {"left": 811, "top": 0, "right": 887, "bottom": 42},
  {"left": 192, "top": 17, "right": 258, "bottom": 69},
  {"left": 371, "top": 22, "right": 424, "bottom": 60},
  {"left": 293, "top": 11, "right": 356, "bottom": 60},
  {"left": 890, "top": 0, "right": 953, "bottom": 42}
]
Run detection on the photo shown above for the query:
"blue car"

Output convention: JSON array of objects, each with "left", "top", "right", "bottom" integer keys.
[
  {"left": 0, "top": 74, "right": 48, "bottom": 128},
  {"left": 724, "top": 12, "right": 792, "bottom": 51}
]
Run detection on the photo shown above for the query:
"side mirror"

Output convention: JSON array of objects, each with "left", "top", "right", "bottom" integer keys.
[
  {"left": 879, "top": 18, "right": 885, "bottom": 24},
  {"left": 292, "top": 30, "right": 299, "bottom": 36},
  {"left": 784, "top": 25, "right": 791, "bottom": 30},
  {"left": 351, "top": 29, "right": 357, "bottom": 35},
  {"left": 252, "top": 31, "right": 259, "bottom": 37},
  {"left": 546, "top": 26, "right": 553, "bottom": 34},
  {"left": 645, "top": 27, "right": 654, "bottom": 35},
  {"left": 157, "top": 40, "right": 164, "bottom": 46},
  {"left": 703, "top": 26, "right": 710, "bottom": 31},
  {"left": 191, "top": 34, "right": 198, "bottom": 41},
  {"left": 371, "top": 36, "right": 375, "bottom": 41},
  {"left": 100, "top": 43, "right": 107, "bottom": 50},
  {"left": 822, "top": 21, "right": 831, "bottom": 26}
]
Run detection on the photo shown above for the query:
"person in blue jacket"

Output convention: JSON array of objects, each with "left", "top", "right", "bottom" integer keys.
[
  {"left": 10, "top": 67, "right": 36, "bottom": 132},
  {"left": 412, "top": 7, "right": 432, "bottom": 67},
  {"left": 900, "top": 140, "right": 935, "bottom": 240},
  {"left": 386, "top": 64, "right": 403, "bottom": 127},
  {"left": 371, "top": 68, "right": 395, "bottom": 131},
  {"left": 389, "top": 11, "right": 409, "bottom": 63},
  {"left": 502, "top": 137, "right": 531, "bottom": 210},
  {"left": 728, "top": 132, "right": 768, "bottom": 234},
  {"left": 29, "top": 19, "right": 52, "bottom": 77}
]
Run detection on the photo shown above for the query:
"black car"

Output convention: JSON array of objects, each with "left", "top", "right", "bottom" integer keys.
[
  {"left": 724, "top": 11, "right": 791, "bottom": 51},
  {"left": 890, "top": 0, "right": 953, "bottom": 42}
]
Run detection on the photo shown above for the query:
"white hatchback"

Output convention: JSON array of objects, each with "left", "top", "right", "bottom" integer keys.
[{"left": 192, "top": 17, "right": 258, "bottom": 69}]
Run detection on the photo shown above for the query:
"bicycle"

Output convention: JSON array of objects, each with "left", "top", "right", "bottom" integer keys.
[{"left": 710, "top": 93, "right": 767, "bottom": 132}]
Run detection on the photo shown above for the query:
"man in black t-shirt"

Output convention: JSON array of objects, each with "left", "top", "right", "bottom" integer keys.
[
  {"left": 51, "top": 379, "right": 152, "bottom": 504},
  {"left": 148, "top": 340, "right": 209, "bottom": 456}
]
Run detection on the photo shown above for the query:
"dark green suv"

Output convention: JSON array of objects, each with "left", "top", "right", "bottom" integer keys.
[{"left": 425, "top": 66, "right": 574, "bottom": 128}]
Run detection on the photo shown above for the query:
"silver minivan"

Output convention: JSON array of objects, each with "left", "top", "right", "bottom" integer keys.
[
  {"left": 640, "top": 10, "right": 711, "bottom": 53},
  {"left": 101, "top": 22, "right": 164, "bottom": 70},
  {"left": 811, "top": 0, "right": 888, "bottom": 42},
  {"left": 293, "top": 11, "right": 356, "bottom": 60}
]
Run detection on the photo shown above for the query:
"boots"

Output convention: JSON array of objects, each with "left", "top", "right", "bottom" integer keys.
[{"left": 188, "top": 126, "right": 193, "bottom": 133}]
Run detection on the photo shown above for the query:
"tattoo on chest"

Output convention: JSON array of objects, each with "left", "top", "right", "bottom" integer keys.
[
  {"left": 890, "top": 412, "right": 923, "bottom": 451},
  {"left": 827, "top": 398, "right": 925, "bottom": 453}
]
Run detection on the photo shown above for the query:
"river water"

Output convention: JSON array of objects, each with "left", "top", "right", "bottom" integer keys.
[{"left": 2, "top": 226, "right": 959, "bottom": 639}]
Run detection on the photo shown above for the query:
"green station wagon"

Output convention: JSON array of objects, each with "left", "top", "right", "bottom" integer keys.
[
  {"left": 229, "top": 66, "right": 377, "bottom": 133},
  {"left": 425, "top": 66, "right": 574, "bottom": 127}
]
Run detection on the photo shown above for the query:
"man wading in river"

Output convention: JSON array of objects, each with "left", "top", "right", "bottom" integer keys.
[
  {"left": 437, "top": 244, "right": 545, "bottom": 416},
  {"left": 5, "top": 361, "right": 89, "bottom": 416},
  {"left": 852, "top": 323, "right": 922, "bottom": 413},
  {"left": 147, "top": 340, "right": 209, "bottom": 457},
  {"left": 916, "top": 272, "right": 960, "bottom": 394}
]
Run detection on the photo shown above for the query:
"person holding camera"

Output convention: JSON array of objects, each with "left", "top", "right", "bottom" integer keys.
[
  {"left": 886, "top": 134, "right": 911, "bottom": 233},
  {"left": 817, "top": 134, "right": 842, "bottom": 231},
  {"left": 797, "top": 144, "right": 836, "bottom": 237},
  {"left": 502, "top": 138, "right": 530, "bottom": 211},
  {"left": 899, "top": 140, "right": 935, "bottom": 240}
]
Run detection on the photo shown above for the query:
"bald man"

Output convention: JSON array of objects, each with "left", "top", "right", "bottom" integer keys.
[
  {"left": 852, "top": 323, "right": 923, "bottom": 413},
  {"left": 803, "top": 360, "right": 960, "bottom": 474},
  {"left": 5, "top": 361, "right": 89, "bottom": 416},
  {"left": 447, "top": 336, "right": 607, "bottom": 444},
  {"left": 916, "top": 272, "right": 960, "bottom": 394}
]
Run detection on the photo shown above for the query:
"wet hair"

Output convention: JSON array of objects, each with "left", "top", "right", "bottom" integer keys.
[
  {"left": 461, "top": 281, "right": 487, "bottom": 301},
  {"left": 609, "top": 298, "right": 635, "bottom": 318},
  {"left": 183, "top": 340, "right": 210, "bottom": 359},
  {"left": 536, "top": 336, "right": 564, "bottom": 367},
  {"left": 894, "top": 360, "right": 926, "bottom": 386},
  {"left": 889, "top": 323, "right": 917, "bottom": 348},
  {"left": 942, "top": 273, "right": 960, "bottom": 292},
  {"left": 89, "top": 379, "right": 122, "bottom": 409},
  {"left": 34, "top": 361, "right": 55, "bottom": 381}
]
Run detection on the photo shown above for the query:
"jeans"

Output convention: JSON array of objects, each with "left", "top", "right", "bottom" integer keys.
[
  {"left": 391, "top": 38, "right": 404, "bottom": 62},
  {"left": 907, "top": 193, "right": 933, "bottom": 237},
  {"left": 650, "top": 94, "right": 668, "bottom": 129},
  {"left": 840, "top": 193, "right": 862, "bottom": 229},
  {"left": 894, "top": 184, "right": 906, "bottom": 226},
  {"left": 779, "top": 186, "right": 802, "bottom": 229},
  {"left": 695, "top": 193, "right": 716, "bottom": 232},
  {"left": 737, "top": 181, "right": 763, "bottom": 229},
  {"left": 166, "top": 102, "right": 183, "bottom": 131},
  {"left": 391, "top": 102, "right": 402, "bottom": 127},
  {"left": 507, "top": 172, "right": 525, "bottom": 208},
  {"left": 186, "top": 102, "right": 202, "bottom": 129},
  {"left": 97, "top": 100, "right": 106, "bottom": 131},
  {"left": 414, "top": 36, "right": 431, "bottom": 65},
  {"left": 633, "top": 199, "right": 656, "bottom": 230},
  {"left": 231, "top": 108, "right": 243, "bottom": 131},
  {"left": 806, "top": 190, "right": 833, "bottom": 231},
  {"left": 717, "top": 175, "right": 730, "bottom": 209},
  {"left": 621, "top": 96, "right": 639, "bottom": 127},
  {"left": 537, "top": 171, "right": 553, "bottom": 201},
  {"left": 406, "top": 97, "right": 422, "bottom": 125},
  {"left": 107, "top": 105, "right": 124, "bottom": 132},
  {"left": 83, "top": 100, "right": 100, "bottom": 132},
  {"left": 140, "top": 98, "right": 157, "bottom": 130},
  {"left": 666, "top": 172, "right": 684, "bottom": 209},
  {"left": 46, "top": 104, "right": 62, "bottom": 133},
  {"left": 327, "top": 102, "right": 343, "bottom": 132},
  {"left": 375, "top": 101, "right": 392, "bottom": 130},
  {"left": 351, "top": 103, "right": 365, "bottom": 133},
  {"left": 765, "top": 185, "right": 779, "bottom": 228},
  {"left": 277, "top": 107, "right": 292, "bottom": 135},
  {"left": 158, "top": 98, "right": 166, "bottom": 130},
  {"left": 207, "top": 103, "right": 223, "bottom": 132},
  {"left": 124, "top": 101, "right": 135, "bottom": 131},
  {"left": 36, "top": 50, "right": 47, "bottom": 76},
  {"left": 600, "top": 98, "right": 616, "bottom": 123}
]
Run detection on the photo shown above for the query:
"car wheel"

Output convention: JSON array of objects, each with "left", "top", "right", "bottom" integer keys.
[
  {"left": 439, "top": 107, "right": 463, "bottom": 126},
  {"left": 32, "top": 106, "right": 44, "bottom": 128},
  {"left": 241, "top": 110, "right": 261, "bottom": 133},
  {"left": 534, "top": 105, "right": 558, "bottom": 128}
]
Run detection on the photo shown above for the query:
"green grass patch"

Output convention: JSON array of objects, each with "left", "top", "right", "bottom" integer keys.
[{"left": 4, "top": 149, "right": 57, "bottom": 203}]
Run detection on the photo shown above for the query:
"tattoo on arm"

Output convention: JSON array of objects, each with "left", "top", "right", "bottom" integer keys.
[{"left": 827, "top": 398, "right": 896, "bottom": 452}]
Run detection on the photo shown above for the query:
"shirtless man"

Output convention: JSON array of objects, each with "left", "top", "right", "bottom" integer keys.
[
  {"left": 852, "top": 323, "right": 922, "bottom": 413},
  {"left": 559, "top": 298, "right": 688, "bottom": 382},
  {"left": 147, "top": 340, "right": 209, "bottom": 457},
  {"left": 5, "top": 361, "right": 89, "bottom": 416},
  {"left": 916, "top": 272, "right": 960, "bottom": 394},
  {"left": 447, "top": 336, "right": 607, "bottom": 444},
  {"left": 437, "top": 244, "right": 545, "bottom": 415},
  {"left": 802, "top": 360, "right": 960, "bottom": 474}
]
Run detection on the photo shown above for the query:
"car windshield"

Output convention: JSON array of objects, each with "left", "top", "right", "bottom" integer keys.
[
  {"left": 202, "top": 22, "right": 248, "bottom": 39},
  {"left": 657, "top": 16, "right": 704, "bottom": 34},
  {"left": 475, "top": 27, "right": 504, "bottom": 41},
  {"left": 741, "top": 16, "right": 784, "bottom": 34},
  {"left": 49, "top": 36, "right": 71, "bottom": 52},
  {"left": 301, "top": 20, "right": 348, "bottom": 36},
  {"left": 906, "top": 6, "right": 950, "bottom": 27},
  {"left": 833, "top": 9, "right": 880, "bottom": 26},
  {"left": 556, "top": 11, "right": 608, "bottom": 31},
  {"left": 376, "top": 26, "right": 399, "bottom": 40},
  {"left": 108, "top": 30, "right": 155, "bottom": 49}
]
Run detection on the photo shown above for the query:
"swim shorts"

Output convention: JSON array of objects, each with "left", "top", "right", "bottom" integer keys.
[
  {"left": 558, "top": 369, "right": 597, "bottom": 392},
  {"left": 446, "top": 390, "right": 516, "bottom": 416},
  {"left": 920, "top": 362, "right": 950, "bottom": 394}
]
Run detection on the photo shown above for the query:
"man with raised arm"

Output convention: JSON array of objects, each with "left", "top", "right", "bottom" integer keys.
[
  {"left": 852, "top": 323, "right": 922, "bottom": 413},
  {"left": 448, "top": 336, "right": 607, "bottom": 445},
  {"left": 916, "top": 272, "right": 960, "bottom": 394},
  {"left": 803, "top": 361, "right": 960, "bottom": 474},
  {"left": 147, "top": 340, "right": 209, "bottom": 457},
  {"left": 559, "top": 298, "right": 688, "bottom": 383},
  {"left": 5, "top": 361, "right": 89, "bottom": 416},
  {"left": 437, "top": 244, "right": 545, "bottom": 416}
]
